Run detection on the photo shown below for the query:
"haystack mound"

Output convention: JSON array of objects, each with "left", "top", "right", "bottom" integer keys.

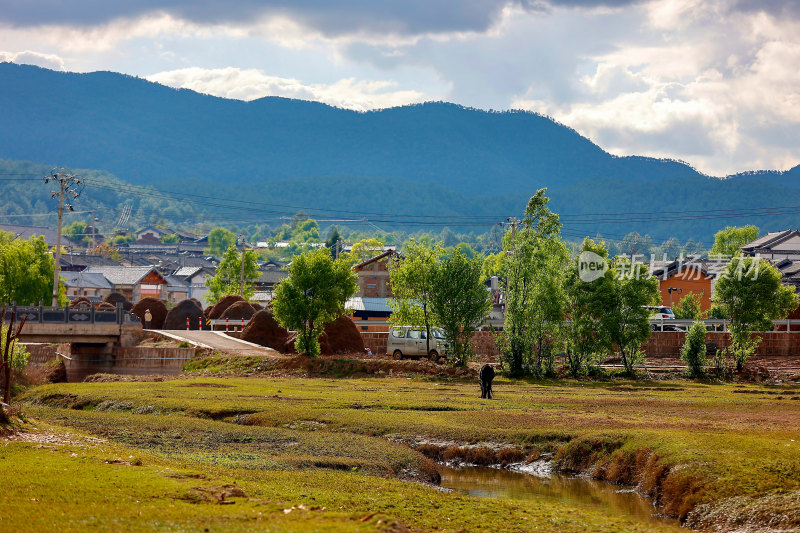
[
  {"left": 130, "top": 297, "right": 168, "bottom": 329},
  {"left": 251, "top": 303, "right": 264, "bottom": 311},
  {"left": 220, "top": 301, "right": 256, "bottom": 321},
  {"left": 70, "top": 296, "right": 92, "bottom": 308},
  {"left": 241, "top": 310, "right": 290, "bottom": 352},
  {"left": 322, "top": 315, "right": 364, "bottom": 354},
  {"left": 207, "top": 295, "right": 245, "bottom": 320},
  {"left": 104, "top": 292, "right": 133, "bottom": 311},
  {"left": 164, "top": 299, "right": 205, "bottom": 330},
  {"left": 96, "top": 302, "right": 116, "bottom": 310}
]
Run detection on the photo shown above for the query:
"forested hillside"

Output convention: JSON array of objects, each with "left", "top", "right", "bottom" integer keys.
[{"left": 1, "top": 62, "right": 799, "bottom": 244}]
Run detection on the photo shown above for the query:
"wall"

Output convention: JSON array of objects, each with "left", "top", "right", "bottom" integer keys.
[
  {"left": 22, "top": 343, "right": 69, "bottom": 365},
  {"left": 64, "top": 345, "right": 196, "bottom": 382},
  {"left": 658, "top": 270, "right": 713, "bottom": 311},
  {"left": 361, "top": 330, "right": 499, "bottom": 357},
  {"left": 644, "top": 331, "right": 800, "bottom": 357}
]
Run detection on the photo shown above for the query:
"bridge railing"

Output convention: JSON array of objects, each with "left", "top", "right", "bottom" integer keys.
[{"left": 2, "top": 303, "right": 140, "bottom": 326}]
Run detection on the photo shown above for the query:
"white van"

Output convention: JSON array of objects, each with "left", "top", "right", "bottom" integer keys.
[{"left": 387, "top": 326, "right": 448, "bottom": 363}]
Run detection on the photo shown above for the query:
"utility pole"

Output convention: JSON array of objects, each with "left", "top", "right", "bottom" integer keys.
[
  {"left": 239, "top": 234, "right": 246, "bottom": 297},
  {"left": 46, "top": 168, "right": 82, "bottom": 306}
]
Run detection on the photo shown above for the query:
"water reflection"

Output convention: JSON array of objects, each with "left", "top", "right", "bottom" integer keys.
[{"left": 440, "top": 465, "right": 678, "bottom": 527}]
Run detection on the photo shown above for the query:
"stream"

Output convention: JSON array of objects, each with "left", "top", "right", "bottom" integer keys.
[{"left": 439, "top": 464, "right": 680, "bottom": 528}]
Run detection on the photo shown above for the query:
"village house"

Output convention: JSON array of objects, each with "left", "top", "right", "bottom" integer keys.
[
  {"left": 651, "top": 258, "right": 729, "bottom": 312},
  {"left": 353, "top": 250, "right": 397, "bottom": 298},
  {"left": 83, "top": 266, "right": 168, "bottom": 302},
  {"left": 172, "top": 266, "right": 215, "bottom": 306},
  {"left": 61, "top": 271, "right": 114, "bottom": 303}
]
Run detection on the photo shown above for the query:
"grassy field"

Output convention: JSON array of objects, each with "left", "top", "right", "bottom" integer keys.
[{"left": 3, "top": 373, "right": 800, "bottom": 531}]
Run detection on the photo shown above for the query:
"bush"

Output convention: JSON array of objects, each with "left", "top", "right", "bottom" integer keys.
[{"left": 680, "top": 321, "right": 707, "bottom": 377}]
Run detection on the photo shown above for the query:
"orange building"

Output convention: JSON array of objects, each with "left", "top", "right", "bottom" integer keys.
[{"left": 651, "top": 259, "right": 728, "bottom": 312}]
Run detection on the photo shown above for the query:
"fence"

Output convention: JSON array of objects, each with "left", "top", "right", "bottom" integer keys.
[
  {"left": 644, "top": 331, "right": 800, "bottom": 357},
  {"left": 2, "top": 304, "right": 140, "bottom": 326}
]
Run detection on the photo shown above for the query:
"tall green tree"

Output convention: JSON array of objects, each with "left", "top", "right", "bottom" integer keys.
[
  {"left": 389, "top": 239, "right": 441, "bottom": 355},
  {"left": 0, "top": 232, "right": 57, "bottom": 305},
  {"left": 206, "top": 227, "right": 237, "bottom": 257},
  {"left": 710, "top": 225, "right": 759, "bottom": 257},
  {"left": 272, "top": 249, "right": 357, "bottom": 356},
  {"left": 563, "top": 238, "right": 610, "bottom": 377},
  {"left": 673, "top": 292, "right": 705, "bottom": 319},
  {"left": 502, "top": 188, "right": 567, "bottom": 376},
  {"left": 428, "top": 249, "right": 492, "bottom": 366},
  {"left": 597, "top": 256, "right": 661, "bottom": 373},
  {"left": 715, "top": 256, "right": 797, "bottom": 371},
  {"left": 204, "top": 244, "right": 259, "bottom": 304}
]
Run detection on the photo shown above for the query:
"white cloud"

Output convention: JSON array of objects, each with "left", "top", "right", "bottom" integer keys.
[
  {"left": 146, "top": 67, "right": 426, "bottom": 111},
  {"left": 0, "top": 50, "right": 65, "bottom": 70}
]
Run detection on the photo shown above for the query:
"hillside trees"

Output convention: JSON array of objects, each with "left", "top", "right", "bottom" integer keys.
[
  {"left": 715, "top": 256, "right": 797, "bottom": 371},
  {"left": 204, "top": 244, "right": 259, "bottom": 304},
  {"left": 272, "top": 249, "right": 357, "bottom": 356}
]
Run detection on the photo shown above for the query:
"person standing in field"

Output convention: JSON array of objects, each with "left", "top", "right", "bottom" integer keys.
[{"left": 144, "top": 309, "right": 152, "bottom": 329}]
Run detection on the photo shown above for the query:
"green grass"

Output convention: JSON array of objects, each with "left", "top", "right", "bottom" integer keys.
[{"left": 7, "top": 375, "right": 800, "bottom": 531}]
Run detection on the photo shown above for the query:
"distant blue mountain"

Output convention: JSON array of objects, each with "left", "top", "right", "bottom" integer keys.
[
  {"left": 0, "top": 62, "right": 707, "bottom": 192},
  {"left": 1, "top": 62, "right": 798, "bottom": 243}
]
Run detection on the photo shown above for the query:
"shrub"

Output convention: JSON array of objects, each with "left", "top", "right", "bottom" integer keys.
[{"left": 680, "top": 321, "right": 707, "bottom": 377}]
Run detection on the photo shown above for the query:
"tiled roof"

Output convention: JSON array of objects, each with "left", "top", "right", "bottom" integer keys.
[
  {"left": 84, "top": 266, "right": 163, "bottom": 286},
  {"left": 256, "top": 269, "right": 288, "bottom": 285},
  {"left": 60, "top": 271, "right": 114, "bottom": 290},
  {"left": 0, "top": 223, "right": 68, "bottom": 246},
  {"left": 742, "top": 230, "right": 795, "bottom": 251},
  {"left": 353, "top": 250, "right": 398, "bottom": 270},
  {"left": 346, "top": 297, "right": 395, "bottom": 313},
  {"left": 164, "top": 275, "right": 189, "bottom": 288},
  {"left": 60, "top": 254, "right": 122, "bottom": 268},
  {"left": 174, "top": 266, "right": 203, "bottom": 278}
]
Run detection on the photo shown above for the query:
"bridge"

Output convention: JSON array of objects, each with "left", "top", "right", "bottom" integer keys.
[{"left": 6, "top": 304, "right": 142, "bottom": 346}]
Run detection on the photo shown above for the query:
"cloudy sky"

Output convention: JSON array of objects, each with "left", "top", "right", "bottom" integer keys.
[{"left": 1, "top": 0, "right": 798, "bottom": 176}]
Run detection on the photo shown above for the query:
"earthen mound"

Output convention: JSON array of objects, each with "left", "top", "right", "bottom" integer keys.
[
  {"left": 220, "top": 301, "right": 256, "bottom": 321},
  {"left": 207, "top": 295, "right": 245, "bottom": 320},
  {"left": 322, "top": 315, "right": 364, "bottom": 355},
  {"left": 70, "top": 296, "right": 92, "bottom": 308},
  {"left": 164, "top": 299, "right": 205, "bottom": 330},
  {"left": 130, "top": 297, "right": 168, "bottom": 329},
  {"left": 104, "top": 292, "right": 133, "bottom": 311},
  {"left": 241, "top": 310, "right": 290, "bottom": 352}
]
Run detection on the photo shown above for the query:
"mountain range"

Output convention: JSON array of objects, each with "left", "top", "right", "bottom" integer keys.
[{"left": 1, "top": 62, "right": 798, "bottom": 243}]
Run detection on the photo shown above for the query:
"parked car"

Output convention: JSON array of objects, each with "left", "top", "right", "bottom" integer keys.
[
  {"left": 644, "top": 306, "right": 675, "bottom": 320},
  {"left": 644, "top": 306, "right": 685, "bottom": 331},
  {"left": 387, "top": 326, "right": 448, "bottom": 363}
]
